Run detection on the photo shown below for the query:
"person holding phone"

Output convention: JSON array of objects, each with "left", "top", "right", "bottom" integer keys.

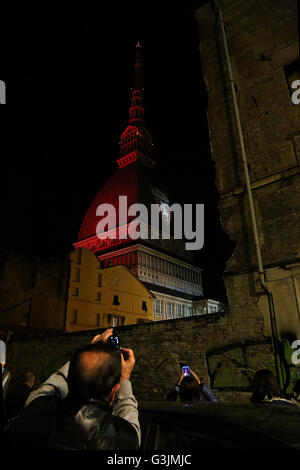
[{"left": 167, "top": 367, "right": 218, "bottom": 405}]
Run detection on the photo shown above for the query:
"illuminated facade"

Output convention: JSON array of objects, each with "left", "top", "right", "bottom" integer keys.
[
  {"left": 65, "top": 248, "right": 154, "bottom": 332},
  {"left": 74, "top": 43, "right": 218, "bottom": 322}
]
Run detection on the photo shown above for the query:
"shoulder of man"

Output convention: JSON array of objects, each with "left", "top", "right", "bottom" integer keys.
[{"left": 76, "top": 402, "right": 140, "bottom": 450}]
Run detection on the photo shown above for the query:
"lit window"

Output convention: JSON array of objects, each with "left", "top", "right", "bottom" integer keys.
[
  {"left": 109, "top": 315, "right": 125, "bottom": 327},
  {"left": 166, "top": 302, "right": 172, "bottom": 317},
  {"left": 176, "top": 304, "right": 182, "bottom": 317},
  {"left": 154, "top": 300, "right": 161, "bottom": 314}
]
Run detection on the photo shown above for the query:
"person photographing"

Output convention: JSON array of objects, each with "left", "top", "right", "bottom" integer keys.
[
  {"left": 167, "top": 367, "right": 218, "bottom": 406},
  {"left": 4, "top": 328, "right": 140, "bottom": 450}
]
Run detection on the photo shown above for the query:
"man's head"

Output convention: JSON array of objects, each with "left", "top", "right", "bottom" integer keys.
[
  {"left": 23, "top": 372, "right": 35, "bottom": 388},
  {"left": 67, "top": 341, "right": 122, "bottom": 405}
]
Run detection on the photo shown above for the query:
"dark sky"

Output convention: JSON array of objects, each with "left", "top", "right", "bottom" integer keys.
[{"left": 0, "top": 4, "right": 233, "bottom": 302}]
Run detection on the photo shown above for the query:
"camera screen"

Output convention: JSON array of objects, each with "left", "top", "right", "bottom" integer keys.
[
  {"left": 114, "top": 336, "right": 120, "bottom": 349},
  {"left": 108, "top": 335, "right": 120, "bottom": 350},
  {"left": 182, "top": 366, "right": 190, "bottom": 377}
]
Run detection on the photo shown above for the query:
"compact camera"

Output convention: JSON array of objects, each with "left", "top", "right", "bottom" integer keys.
[{"left": 107, "top": 332, "right": 120, "bottom": 350}]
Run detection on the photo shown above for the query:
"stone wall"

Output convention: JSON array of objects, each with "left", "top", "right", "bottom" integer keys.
[
  {"left": 6, "top": 313, "right": 276, "bottom": 402},
  {"left": 195, "top": 1, "right": 300, "bottom": 340},
  {"left": 0, "top": 249, "right": 70, "bottom": 330}
]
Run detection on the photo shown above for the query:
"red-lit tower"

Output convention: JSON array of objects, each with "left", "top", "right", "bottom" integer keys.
[
  {"left": 74, "top": 42, "right": 204, "bottom": 321},
  {"left": 117, "top": 42, "right": 154, "bottom": 170}
]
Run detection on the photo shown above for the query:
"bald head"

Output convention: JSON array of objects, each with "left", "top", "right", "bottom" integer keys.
[
  {"left": 67, "top": 342, "right": 121, "bottom": 402},
  {"left": 23, "top": 372, "right": 35, "bottom": 388}
]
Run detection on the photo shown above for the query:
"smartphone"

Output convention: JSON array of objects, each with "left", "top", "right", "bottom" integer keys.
[{"left": 182, "top": 365, "right": 191, "bottom": 377}]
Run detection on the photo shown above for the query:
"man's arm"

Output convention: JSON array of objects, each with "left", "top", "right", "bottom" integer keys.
[
  {"left": 112, "top": 380, "right": 140, "bottom": 447},
  {"left": 25, "top": 329, "right": 114, "bottom": 407},
  {"left": 200, "top": 384, "right": 218, "bottom": 402},
  {"left": 167, "top": 369, "right": 184, "bottom": 401},
  {"left": 25, "top": 362, "right": 70, "bottom": 407},
  {"left": 112, "top": 348, "right": 141, "bottom": 447}
]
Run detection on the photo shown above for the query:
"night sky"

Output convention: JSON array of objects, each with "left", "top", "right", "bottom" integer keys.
[{"left": 0, "top": 4, "right": 233, "bottom": 302}]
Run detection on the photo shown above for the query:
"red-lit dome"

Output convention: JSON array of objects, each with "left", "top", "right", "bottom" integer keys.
[
  {"left": 78, "top": 162, "right": 139, "bottom": 242},
  {"left": 76, "top": 159, "right": 164, "bottom": 248}
]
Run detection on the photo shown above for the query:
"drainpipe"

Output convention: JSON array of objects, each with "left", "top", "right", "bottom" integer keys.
[{"left": 211, "top": 0, "right": 285, "bottom": 388}]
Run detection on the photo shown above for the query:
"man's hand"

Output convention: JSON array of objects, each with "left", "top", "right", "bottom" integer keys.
[
  {"left": 120, "top": 348, "right": 135, "bottom": 381},
  {"left": 91, "top": 328, "right": 113, "bottom": 344}
]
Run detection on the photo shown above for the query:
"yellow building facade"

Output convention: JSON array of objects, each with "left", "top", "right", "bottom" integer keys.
[{"left": 65, "top": 248, "right": 154, "bottom": 332}]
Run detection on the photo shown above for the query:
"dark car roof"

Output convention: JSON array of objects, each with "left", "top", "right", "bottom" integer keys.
[{"left": 138, "top": 401, "right": 300, "bottom": 450}]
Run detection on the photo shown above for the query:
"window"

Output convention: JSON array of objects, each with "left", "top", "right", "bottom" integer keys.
[
  {"left": 154, "top": 299, "right": 161, "bottom": 314},
  {"left": 109, "top": 315, "right": 125, "bottom": 327},
  {"left": 72, "top": 287, "right": 79, "bottom": 297},
  {"left": 176, "top": 304, "right": 182, "bottom": 317},
  {"left": 113, "top": 295, "right": 120, "bottom": 305},
  {"left": 73, "top": 268, "right": 80, "bottom": 282},
  {"left": 74, "top": 248, "right": 82, "bottom": 265},
  {"left": 71, "top": 309, "right": 78, "bottom": 324},
  {"left": 97, "top": 274, "right": 102, "bottom": 288},
  {"left": 96, "top": 313, "right": 101, "bottom": 326},
  {"left": 96, "top": 292, "right": 101, "bottom": 302},
  {"left": 166, "top": 302, "right": 172, "bottom": 317},
  {"left": 114, "top": 279, "right": 119, "bottom": 287},
  {"left": 142, "top": 301, "right": 147, "bottom": 312},
  {"left": 186, "top": 306, "right": 192, "bottom": 317}
]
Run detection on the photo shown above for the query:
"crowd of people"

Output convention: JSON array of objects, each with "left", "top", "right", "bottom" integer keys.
[{"left": 2, "top": 329, "right": 300, "bottom": 450}]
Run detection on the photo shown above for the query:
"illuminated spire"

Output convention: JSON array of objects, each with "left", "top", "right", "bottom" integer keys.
[
  {"left": 129, "top": 41, "right": 144, "bottom": 125},
  {"left": 117, "top": 41, "right": 154, "bottom": 169}
]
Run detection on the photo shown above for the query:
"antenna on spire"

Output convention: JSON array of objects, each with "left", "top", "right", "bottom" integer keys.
[
  {"left": 135, "top": 40, "right": 142, "bottom": 66},
  {"left": 133, "top": 41, "right": 142, "bottom": 90}
]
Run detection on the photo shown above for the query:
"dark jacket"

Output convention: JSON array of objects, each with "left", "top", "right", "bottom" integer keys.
[
  {"left": 4, "top": 394, "right": 139, "bottom": 450},
  {"left": 4, "top": 362, "right": 140, "bottom": 450},
  {"left": 167, "top": 383, "right": 218, "bottom": 404},
  {"left": 5, "top": 383, "right": 32, "bottom": 422}
]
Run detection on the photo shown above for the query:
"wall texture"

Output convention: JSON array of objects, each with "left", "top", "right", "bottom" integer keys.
[
  {"left": 195, "top": 0, "right": 300, "bottom": 340},
  {"left": 6, "top": 312, "right": 276, "bottom": 402},
  {"left": 0, "top": 249, "right": 70, "bottom": 330}
]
